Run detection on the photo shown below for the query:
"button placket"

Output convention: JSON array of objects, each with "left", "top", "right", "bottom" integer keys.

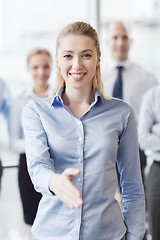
[
  {"left": 72, "top": 119, "right": 84, "bottom": 238},
  {"left": 75, "top": 219, "right": 80, "bottom": 224},
  {"left": 78, "top": 137, "right": 83, "bottom": 142},
  {"left": 78, "top": 158, "right": 82, "bottom": 162},
  {"left": 77, "top": 178, "right": 82, "bottom": 183}
]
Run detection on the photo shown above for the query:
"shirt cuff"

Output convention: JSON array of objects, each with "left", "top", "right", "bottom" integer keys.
[{"left": 35, "top": 170, "right": 56, "bottom": 196}]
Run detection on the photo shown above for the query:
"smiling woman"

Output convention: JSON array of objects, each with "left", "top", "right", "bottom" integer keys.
[
  {"left": 56, "top": 34, "right": 100, "bottom": 105},
  {"left": 23, "top": 21, "right": 145, "bottom": 240},
  {"left": 54, "top": 21, "right": 103, "bottom": 98}
]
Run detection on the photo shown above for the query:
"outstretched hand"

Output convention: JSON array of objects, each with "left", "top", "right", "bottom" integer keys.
[{"left": 49, "top": 168, "right": 83, "bottom": 209}]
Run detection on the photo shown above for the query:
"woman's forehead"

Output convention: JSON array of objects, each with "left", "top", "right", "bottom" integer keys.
[{"left": 58, "top": 34, "right": 96, "bottom": 52}]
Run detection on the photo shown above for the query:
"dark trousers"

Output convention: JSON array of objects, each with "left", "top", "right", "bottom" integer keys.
[
  {"left": 18, "top": 154, "right": 41, "bottom": 225},
  {"left": 139, "top": 149, "right": 147, "bottom": 187},
  {"left": 0, "top": 160, "right": 3, "bottom": 192},
  {"left": 147, "top": 161, "right": 160, "bottom": 240}
]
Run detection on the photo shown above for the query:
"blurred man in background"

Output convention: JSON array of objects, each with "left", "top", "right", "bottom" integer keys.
[
  {"left": 102, "top": 22, "right": 158, "bottom": 240},
  {"left": 102, "top": 21, "right": 158, "bottom": 186}
]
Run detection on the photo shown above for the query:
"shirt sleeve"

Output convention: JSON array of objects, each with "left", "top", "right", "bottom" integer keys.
[
  {"left": 117, "top": 106, "right": 145, "bottom": 240},
  {"left": 9, "top": 97, "right": 25, "bottom": 153},
  {"left": 0, "top": 79, "right": 11, "bottom": 121},
  {"left": 152, "top": 123, "right": 160, "bottom": 136},
  {"left": 23, "top": 100, "right": 55, "bottom": 195},
  {"left": 138, "top": 91, "right": 160, "bottom": 151}
]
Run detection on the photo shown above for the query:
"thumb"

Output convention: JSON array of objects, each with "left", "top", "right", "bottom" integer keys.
[{"left": 63, "top": 168, "right": 80, "bottom": 177}]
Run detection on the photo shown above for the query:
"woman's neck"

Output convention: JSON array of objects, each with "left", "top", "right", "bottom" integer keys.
[
  {"left": 63, "top": 85, "right": 94, "bottom": 105},
  {"left": 62, "top": 86, "right": 94, "bottom": 119},
  {"left": 33, "top": 84, "right": 48, "bottom": 97}
]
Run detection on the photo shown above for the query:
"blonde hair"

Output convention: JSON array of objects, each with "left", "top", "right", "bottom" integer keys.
[
  {"left": 53, "top": 21, "right": 104, "bottom": 98},
  {"left": 27, "top": 48, "right": 52, "bottom": 66}
]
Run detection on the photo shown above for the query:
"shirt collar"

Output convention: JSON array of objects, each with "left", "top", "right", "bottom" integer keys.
[
  {"left": 50, "top": 85, "right": 104, "bottom": 108},
  {"left": 93, "top": 90, "right": 104, "bottom": 106},
  {"left": 50, "top": 85, "right": 64, "bottom": 107},
  {"left": 108, "top": 58, "right": 132, "bottom": 70}
]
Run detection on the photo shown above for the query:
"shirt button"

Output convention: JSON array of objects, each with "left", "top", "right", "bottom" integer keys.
[
  {"left": 78, "top": 158, "right": 82, "bottom": 162},
  {"left": 76, "top": 219, "right": 80, "bottom": 223},
  {"left": 77, "top": 178, "right": 81, "bottom": 182},
  {"left": 79, "top": 137, "right": 83, "bottom": 142},
  {"left": 78, "top": 122, "right": 81, "bottom": 126}
]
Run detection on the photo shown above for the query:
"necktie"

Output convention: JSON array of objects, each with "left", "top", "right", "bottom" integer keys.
[
  {"left": 112, "top": 66, "right": 124, "bottom": 194},
  {"left": 112, "top": 66, "right": 123, "bottom": 99}
]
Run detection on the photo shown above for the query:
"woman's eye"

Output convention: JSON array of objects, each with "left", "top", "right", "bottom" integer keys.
[
  {"left": 33, "top": 66, "right": 38, "bottom": 70},
  {"left": 83, "top": 54, "right": 91, "bottom": 58},
  {"left": 44, "top": 65, "right": 50, "bottom": 69},
  {"left": 64, "top": 55, "right": 72, "bottom": 59}
]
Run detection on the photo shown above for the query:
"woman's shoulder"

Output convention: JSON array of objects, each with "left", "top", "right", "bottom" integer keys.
[
  {"left": 24, "top": 96, "right": 54, "bottom": 113},
  {"left": 103, "top": 97, "right": 133, "bottom": 114},
  {"left": 101, "top": 98, "right": 136, "bottom": 128}
]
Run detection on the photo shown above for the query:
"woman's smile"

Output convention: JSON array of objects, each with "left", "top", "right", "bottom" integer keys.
[{"left": 69, "top": 72, "right": 86, "bottom": 81}]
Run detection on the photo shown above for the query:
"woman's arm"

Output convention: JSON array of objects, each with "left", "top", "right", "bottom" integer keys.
[
  {"left": 23, "top": 100, "right": 83, "bottom": 208},
  {"left": 23, "top": 100, "right": 55, "bottom": 195},
  {"left": 118, "top": 106, "right": 145, "bottom": 240}
]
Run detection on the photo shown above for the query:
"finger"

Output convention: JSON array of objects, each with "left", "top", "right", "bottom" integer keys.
[
  {"left": 60, "top": 180, "right": 83, "bottom": 207},
  {"left": 64, "top": 185, "right": 82, "bottom": 202},
  {"left": 64, "top": 178, "right": 81, "bottom": 197},
  {"left": 62, "top": 193, "right": 83, "bottom": 209},
  {"left": 65, "top": 193, "right": 83, "bottom": 208},
  {"left": 63, "top": 168, "right": 80, "bottom": 177},
  {"left": 62, "top": 195, "right": 80, "bottom": 209}
]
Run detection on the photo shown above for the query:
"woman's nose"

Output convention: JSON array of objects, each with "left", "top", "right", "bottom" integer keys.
[
  {"left": 38, "top": 67, "right": 45, "bottom": 75},
  {"left": 73, "top": 56, "right": 82, "bottom": 70}
]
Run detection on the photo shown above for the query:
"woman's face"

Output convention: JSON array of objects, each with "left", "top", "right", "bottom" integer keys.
[
  {"left": 56, "top": 34, "right": 100, "bottom": 91},
  {"left": 28, "top": 53, "right": 52, "bottom": 87}
]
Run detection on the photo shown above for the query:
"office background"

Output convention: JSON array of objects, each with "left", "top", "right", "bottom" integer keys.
[{"left": 0, "top": 0, "right": 159, "bottom": 239}]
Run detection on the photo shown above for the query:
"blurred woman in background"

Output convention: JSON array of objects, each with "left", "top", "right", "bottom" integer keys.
[{"left": 9, "top": 48, "right": 52, "bottom": 226}]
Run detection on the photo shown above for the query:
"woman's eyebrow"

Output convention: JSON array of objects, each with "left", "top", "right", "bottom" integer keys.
[
  {"left": 81, "top": 49, "right": 93, "bottom": 53},
  {"left": 62, "top": 50, "right": 73, "bottom": 53},
  {"left": 62, "top": 49, "right": 93, "bottom": 54}
]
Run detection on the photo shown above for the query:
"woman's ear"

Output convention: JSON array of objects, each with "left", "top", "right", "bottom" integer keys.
[{"left": 96, "top": 58, "right": 100, "bottom": 67}]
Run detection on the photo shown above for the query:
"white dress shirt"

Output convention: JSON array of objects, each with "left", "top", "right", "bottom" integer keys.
[
  {"left": 9, "top": 85, "right": 51, "bottom": 154},
  {"left": 138, "top": 86, "right": 160, "bottom": 161},
  {"left": 102, "top": 58, "right": 158, "bottom": 122}
]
